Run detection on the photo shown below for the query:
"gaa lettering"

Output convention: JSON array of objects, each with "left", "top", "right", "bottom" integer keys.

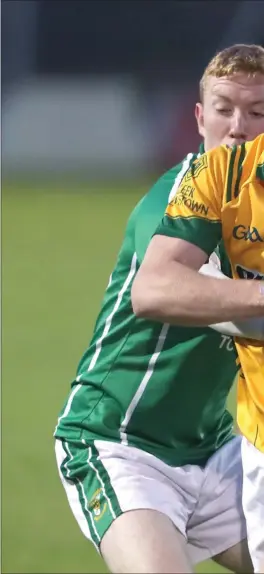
[{"left": 232, "top": 225, "right": 264, "bottom": 243}]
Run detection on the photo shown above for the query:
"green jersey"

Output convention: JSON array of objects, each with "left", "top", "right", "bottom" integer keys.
[{"left": 55, "top": 149, "right": 238, "bottom": 467}]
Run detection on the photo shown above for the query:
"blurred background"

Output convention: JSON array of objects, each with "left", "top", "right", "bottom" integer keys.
[{"left": 2, "top": 1, "right": 264, "bottom": 573}]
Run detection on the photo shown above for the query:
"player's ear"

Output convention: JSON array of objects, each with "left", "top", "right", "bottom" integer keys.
[{"left": 195, "top": 103, "right": 205, "bottom": 138}]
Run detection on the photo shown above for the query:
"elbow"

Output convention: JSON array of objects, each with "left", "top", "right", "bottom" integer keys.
[{"left": 131, "top": 276, "right": 157, "bottom": 320}]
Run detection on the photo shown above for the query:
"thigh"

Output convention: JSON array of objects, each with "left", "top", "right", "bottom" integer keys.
[
  {"left": 242, "top": 437, "right": 264, "bottom": 573},
  {"left": 101, "top": 509, "right": 192, "bottom": 573},
  {"left": 187, "top": 436, "right": 250, "bottom": 569},
  {"left": 55, "top": 438, "right": 192, "bottom": 561}
]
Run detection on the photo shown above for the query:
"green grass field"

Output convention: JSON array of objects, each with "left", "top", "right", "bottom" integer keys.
[{"left": 2, "top": 180, "right": 235, "bottom": 573}]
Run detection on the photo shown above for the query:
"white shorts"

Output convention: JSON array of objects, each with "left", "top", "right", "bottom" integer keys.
[
  {"left": 242, "top": 437, "right": 264, "bottom": 573},
  {"left": 56, "top": 435, "right": 246, "bottom": 565}
]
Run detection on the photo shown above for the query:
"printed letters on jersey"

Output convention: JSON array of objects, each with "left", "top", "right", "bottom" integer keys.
[{"left": 232, "top": 225, "right": 264, "bottom": 243}]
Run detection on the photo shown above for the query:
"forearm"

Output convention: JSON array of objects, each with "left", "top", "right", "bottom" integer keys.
[{"left": 132, "top": 260, "right": 264, "bottom": 326}]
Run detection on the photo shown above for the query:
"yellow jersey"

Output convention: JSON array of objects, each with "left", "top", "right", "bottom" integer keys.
[{"left": 156, "top": 133, "right": 264, "bottom": 451}]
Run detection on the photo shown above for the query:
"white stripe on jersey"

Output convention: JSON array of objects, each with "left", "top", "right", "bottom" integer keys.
[
  {"left": 168, "top": 152, "right": 194, "bottom": 203},
  {"left": 120, "top": 323, "right": 170, "bottom": 445},
  {"left": 54, "top": 383, "right": 82, "bottom": 436},
  {"left": 81, "top": 252, "right": 138, "bottom": 375},
  {"left": 119, "top": 153, "right": 196, "bottom": 443}
]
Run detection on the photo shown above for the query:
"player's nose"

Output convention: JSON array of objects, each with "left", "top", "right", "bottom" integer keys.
[{"left": 229, "top": 114, "right": 247, "bottom": 144}]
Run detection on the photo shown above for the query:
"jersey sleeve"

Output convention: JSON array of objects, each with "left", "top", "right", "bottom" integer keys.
[
  {"left": 135, "top": 162, "right": 189, "bottom": 263},
  {"left": 155, "top": 146, "right": 229, "bottom": 256}
]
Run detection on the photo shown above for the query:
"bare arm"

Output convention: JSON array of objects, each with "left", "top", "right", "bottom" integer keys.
[{"left": 131, "top": 235, "right": 264, "bottom": 326}]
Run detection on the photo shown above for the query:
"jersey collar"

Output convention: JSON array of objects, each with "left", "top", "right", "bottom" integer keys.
[{"left": 199, "top": 142, "right": 205, "bottom": 156}]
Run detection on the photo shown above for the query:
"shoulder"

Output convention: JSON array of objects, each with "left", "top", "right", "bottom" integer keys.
[{"left": 140, "top": 153, "right": 197, "bottom": 210}]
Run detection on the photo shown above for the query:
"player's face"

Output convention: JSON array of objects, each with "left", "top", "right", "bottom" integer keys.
[{"left": 195, "top": 73, "right": 264, "bottom": 150}]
